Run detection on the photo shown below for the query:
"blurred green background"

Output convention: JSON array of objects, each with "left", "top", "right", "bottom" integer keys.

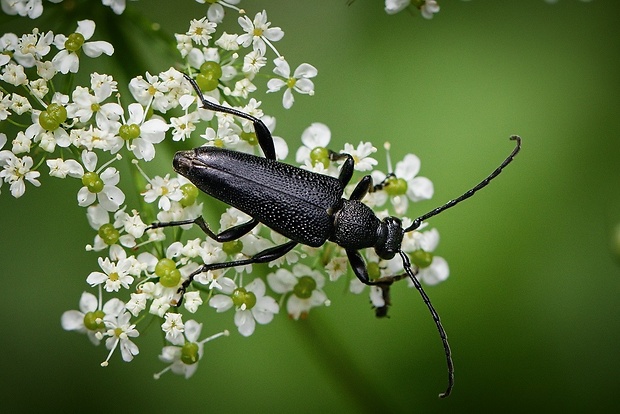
[{"left": 1, "top": 0, "right": 619, "bottom": 412}]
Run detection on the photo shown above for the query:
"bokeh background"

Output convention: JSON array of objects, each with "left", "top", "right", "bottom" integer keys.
[{"left": 1, "top": 0, "right": 619, "bottom": 412}]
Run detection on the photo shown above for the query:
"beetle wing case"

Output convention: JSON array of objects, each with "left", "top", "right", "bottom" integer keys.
[{"left": 174, "top": 147, "right": 344, "bottom": 247}]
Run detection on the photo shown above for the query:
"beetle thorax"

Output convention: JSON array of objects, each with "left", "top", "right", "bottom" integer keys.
[{"left": 330, "top": 199, "right": 381, "bottom": 250}]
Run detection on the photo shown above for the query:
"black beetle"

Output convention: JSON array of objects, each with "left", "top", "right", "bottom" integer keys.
[{"left": 151, "top": 75, "right": 521, "bottom": 398}]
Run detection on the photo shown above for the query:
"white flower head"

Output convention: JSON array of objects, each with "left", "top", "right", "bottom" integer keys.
[
  {"left": 0, "top": 150, "right": 41, "bottom": 197},
  {"left": 71, "top": 150, "right": 125, "bottom": 211},
  {"left": 267, "top": 57, "right": 317, "bottom": 109},
  {"left": 237, "top": 10, "right": 284, "bottom": 56},
  {"left": 61, "top": 291, "right": 125, "bottom": 345},
  {"left": 154, "top": 319, "right": 229, "bottom": 379},
  {"left": 120, "top": 103, "right": 169, "bottom": 161},
  {"left": 100, "top": 311, "right": 139, "bottom": 366},
  {"left": 209, "top": 277, "right": 279, "bottom": 337},
  {"left": 267, "top": 264, "right": 329, "bottom": 320},
  {"left": 86, "top": 255, "right": 135, "bottom": 292},
  {"left": 52, "top": 20, "right": 114, "bottom": 74}
]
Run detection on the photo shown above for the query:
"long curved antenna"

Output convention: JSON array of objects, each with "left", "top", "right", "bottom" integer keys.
[
  {"left": 405, "top": 135, "right": 521, "bottom": 232},
  {"left": 400, "top": 251, "right": 454, "bottom": 398}
]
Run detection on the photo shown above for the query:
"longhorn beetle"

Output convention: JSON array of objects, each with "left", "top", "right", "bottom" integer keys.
[{"left": 150, "top": 74, "right": 522, "bottom": 398}]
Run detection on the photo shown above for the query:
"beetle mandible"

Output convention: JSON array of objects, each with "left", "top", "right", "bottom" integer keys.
[{"left": 150, "top": 74, "right": 522, "bottom": 398}]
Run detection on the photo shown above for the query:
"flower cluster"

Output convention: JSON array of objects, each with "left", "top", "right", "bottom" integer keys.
[{"left": 2, "top": 2, "right": 449, "bottom": 379}]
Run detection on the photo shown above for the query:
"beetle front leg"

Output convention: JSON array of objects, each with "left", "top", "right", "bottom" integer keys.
[
  {"left": 149, "top": 216, "right": 259, "bottom": 242},
  {"left": 328, "top": 150, "right": 355, "bottom": 188},
  {"left": 345, "top": 248, "right": 409, "bottom": 317}
]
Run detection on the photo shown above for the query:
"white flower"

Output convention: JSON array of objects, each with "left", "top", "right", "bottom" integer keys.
[
  {"left": 46, "top": 157, "right": 81, "bottom": 178},
  {"left": 85, "top": 205, "right": 144, "bottom": 251},
  {"left": 100, "top": 311, "right": 139, "bottom": 366},
  {"left": 267, "top": 263, "right": 329, "bottom": 320},
  {"left": 186, "top": 17, "right": 217, "bottom": 46},
  {"left": 52, "top": 20, "right": 114, "bottom": 74},
  {"left": 13, "top": 28, "right": 54, "bottom": 67},
  {"left": 242, "top": 50, "right": 267, "bottom": 77},
  {"left": 1, "top": 0, "right": 44, "bottom": 19},
  {"left": 372, "top": 153, "right": 434, "bottom": 215},
  {"left": 129, "top": 72, "right": 171, "bottom": 112},
  {"left": 209, "top": 277, "right": 279, "bottom": 337},
  {"left": 237, "top": 10, "right": 284, "bottom": 56},
  {"left": 295, "top": 122, "right": 331, "bottom": 163},
  {"left": 267, "top": 57, "right": 317, "bottom": 109},
  {"left": 2, "top": 62, "right": 28, "bottom": 86},
  {"left": 0, "top": 93, "right": 12, "bottom": 120},
  {"left": 86, "top": 255, "right": 135, "bottom": 292},
  {"left": 120, "top": 103, "right": 169, "bottom": 161},
  {"left": 61, "top": 291, "right": 125, "bottom": 345},
  {"left": 142, "top": 174, "right": 184, "bottom": 211},
  {"left": 0, "top": 150, "right": 41, "bottom": 197},
  {"left": 161, "top": 312, "right": 185, "bottom": 343},
  {"left": 66, "top": 85, "right": 123, "bottom": 128},
  {"left": 342, "top": 141, "right": 378, "bottom": 172},
  {"left": 154, "top": 320, "right": 229, "bottom": 379},
  {"left": 71, "top": 150, "right": 125, "bottom": 211}
]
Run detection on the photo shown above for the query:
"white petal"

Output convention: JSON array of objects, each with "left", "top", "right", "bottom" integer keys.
[
  {"left": 407, "top": 176, "right": 434, "bottom": 201},
  {"left": 76, "top": 20, "right": 96, "bottom": 40},
  {"left": 209, "top": 295, "right": 233, "bottom": 312},
  {"left": 294, "top": 78, "right": 314, "bottom": 94},
  {"left": 266, "top": 78, "right": 285, "bottom": 93},
  {"left": 264, "top": 27, "right": 284, "bottom": 42},
  {"left": 78, "top": 291, "right": 99, "bottom": 312},
  {"left": 272, "top": 57, "right": 290, "bottom": 78},
  {"left": 184, "top": 320, "right": 203, "bottom": 342},
  {"left": 52, "top": 50, "right": 79, "bottom": 74},
  {"left": 61, "top": 310, "right": 85, "bottom": 331},
  {"left": 419, "top": 256, "right": 449, "bottom": 286},
  {"left": 77, "top": 186, "right": 96, "bottom": 206},
  {"left": 395, "top": 154, "right": 420, "bottom": 180},
  {"left": 82, "top": 150, "right": 98, "bottom": 172},
  {"left": 282, "top": 89, "right": 294, "bottom": 109},
  {"left": 235, "top": 310, "right": 256, "bottom": 337},
  {"left": 246, "top": 278, "right": 266, "bottom": 297},
  {"left": 293, "top": 63, "right": 317, "bottom": 79},
  {"left": 127, "top": 103, "right": 144, "bottom": 124},
  {"left": 100, "top": 167, "right": 120, "bottom": 186},
  {"left": 86, "top": 271, "right": 108, "bottom": 286},
  {"left": 100, "top": 186, "right": 125, "bottom": 211},
  {"left": 83, "top": 41, "right": 115, "bottom": 58}
]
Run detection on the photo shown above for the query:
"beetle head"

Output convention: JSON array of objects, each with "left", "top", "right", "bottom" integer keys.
[
  {"left": 173, "top": 150, "right": 195, "bottom": 177},
  {"left": 375, "top": 216, "right": 404, "bottom": 260}
]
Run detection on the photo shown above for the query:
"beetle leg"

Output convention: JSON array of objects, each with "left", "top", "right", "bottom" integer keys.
[
  {"left": 149, "top": 216, "right": 259, "bottom": 242},
  {"left": 349, "top": 175, "right": 372, "bottom": 201},
  {"left": 184, "top": 74, "right": 276, "bottom": 160},
  {"left": 346, "top": 248, "right": 411, "bottom": 317},
  {"left": 328, "top": 150, "right": 355, "bottom": 188},
  {"left": 179, "top": 240, "right": 298, "bottom": 298}
]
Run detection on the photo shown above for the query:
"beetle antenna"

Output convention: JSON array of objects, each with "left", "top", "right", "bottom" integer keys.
[
  {"left": 399, "top": 250, "right": 454, "bottom": 398},
  {"left": 405, "top": 135, "right": 521, "bottom": 232}
]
